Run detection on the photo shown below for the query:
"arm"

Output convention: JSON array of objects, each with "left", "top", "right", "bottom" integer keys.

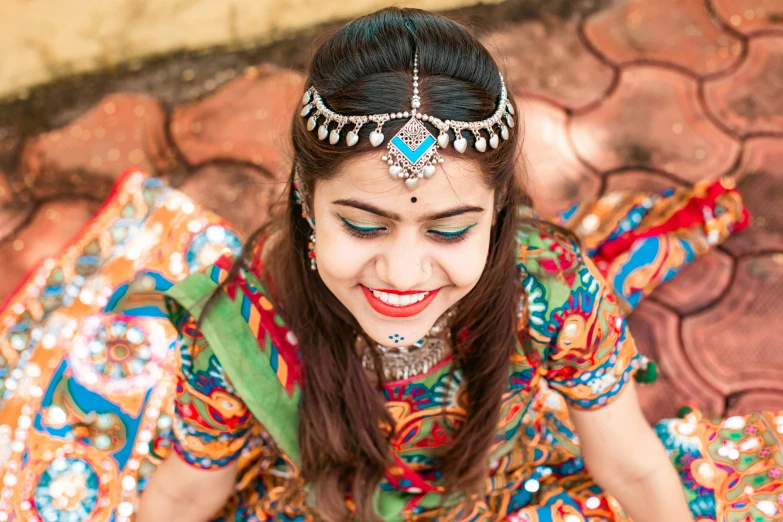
[
  {"left": 569, "top": 381, "right": 694, "bottom": 522},
  {"left": 138, "top": 305, "right": 258, "bottom": 521},
  {"left": 137, "top": 456, "right": 237, "bottom": 522}
]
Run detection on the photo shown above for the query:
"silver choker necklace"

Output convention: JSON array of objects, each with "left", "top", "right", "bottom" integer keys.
[{"left": 359, "top": 310, "right": 455, "bottom": 382}]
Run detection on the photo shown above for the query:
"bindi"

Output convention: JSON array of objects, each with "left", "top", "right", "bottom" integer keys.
[{"left": 410, "top": 197, "right": 417, "bottom": 203}]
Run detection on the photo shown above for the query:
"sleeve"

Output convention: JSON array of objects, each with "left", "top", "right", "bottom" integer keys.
[
  {"left": 518, "top": 225, "right": 641, "bottom": 410},
  {"left": 167, "top": 299, "right": 259, "bottom": 469}
]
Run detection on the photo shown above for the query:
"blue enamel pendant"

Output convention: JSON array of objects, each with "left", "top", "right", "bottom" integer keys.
[{"left": 383, "top": 117, "right": 443, "bottom": 190}]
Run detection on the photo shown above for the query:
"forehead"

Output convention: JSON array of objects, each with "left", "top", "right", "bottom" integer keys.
[{"left": 316, "top": 153, "right": 493, "bottom": 209}]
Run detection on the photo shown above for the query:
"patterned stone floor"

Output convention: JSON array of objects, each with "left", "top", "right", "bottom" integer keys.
[{"left": 0, "top": 0, "right": 781, "bottom": 422}]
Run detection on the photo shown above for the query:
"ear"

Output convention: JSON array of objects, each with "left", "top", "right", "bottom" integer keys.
[
  {"left": 293, "top": 167, "right": 316, "bottom": 230},
  {"left": 492, "top": 194, "right": 505, "bottom": 227}
]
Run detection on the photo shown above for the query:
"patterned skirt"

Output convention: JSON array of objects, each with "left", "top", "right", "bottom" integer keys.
[{"left": 0, "top": 170, "right": 780, "bottom": 522}]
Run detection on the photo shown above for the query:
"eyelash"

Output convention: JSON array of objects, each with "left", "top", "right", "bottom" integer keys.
[{"left": 338, "top": 216, "right": 476, "bottom": 244}]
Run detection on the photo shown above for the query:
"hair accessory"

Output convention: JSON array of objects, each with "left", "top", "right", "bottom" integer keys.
[{"left": 299, "top": 51, "right": 514, "bottom": 190}]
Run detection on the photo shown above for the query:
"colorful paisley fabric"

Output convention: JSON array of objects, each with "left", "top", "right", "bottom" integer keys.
[
  {"left": 163, "top": 223, "right": 643, "bottom": 521},
  {"left": 1, "top": 171, "right": 778, "bottom": 522}
]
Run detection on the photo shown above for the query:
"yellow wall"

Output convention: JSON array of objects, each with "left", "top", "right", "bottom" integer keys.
[{"left": 0, "top": 0, "right": 500, "bottom": 99}]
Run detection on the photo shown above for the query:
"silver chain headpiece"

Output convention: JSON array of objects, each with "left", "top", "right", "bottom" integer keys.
[{"left": 299, "top": 51, "right": 515, "bottom": 190}]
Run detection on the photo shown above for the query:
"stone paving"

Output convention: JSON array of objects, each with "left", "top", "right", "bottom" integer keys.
[{"left": 0, "top": 0, "right": 781, "bottom": 422}]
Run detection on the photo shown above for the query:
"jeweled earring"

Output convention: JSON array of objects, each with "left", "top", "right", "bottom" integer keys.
[{"left": 307, "top": 231, "right": 316, "bottom": 271}]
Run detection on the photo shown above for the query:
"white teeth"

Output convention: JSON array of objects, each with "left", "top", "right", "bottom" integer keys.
[{"left": 367, "top": 288, "right": 432, "bottom": 307}]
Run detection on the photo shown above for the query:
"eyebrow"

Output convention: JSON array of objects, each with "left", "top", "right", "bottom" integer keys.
[{"left": 332, "top": 198, "right": 485, "bottom": 221}]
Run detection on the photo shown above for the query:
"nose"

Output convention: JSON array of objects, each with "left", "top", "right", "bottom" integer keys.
[{"left": 375, "top": 232, "right": 432, "bottom": 291}]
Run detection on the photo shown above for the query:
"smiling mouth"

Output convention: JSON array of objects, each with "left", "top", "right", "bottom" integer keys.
[{"left": 361, "top": 285, "right": 440, "bottom": 318}]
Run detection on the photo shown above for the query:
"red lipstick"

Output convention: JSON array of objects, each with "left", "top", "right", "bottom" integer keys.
[{"left": 361, "top": 285, "right": 439, "bottom": 318}]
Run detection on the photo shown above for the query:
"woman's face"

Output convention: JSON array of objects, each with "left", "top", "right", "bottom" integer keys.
[{"left": 312, "top": 154, "right": 495, "bottom": 348}]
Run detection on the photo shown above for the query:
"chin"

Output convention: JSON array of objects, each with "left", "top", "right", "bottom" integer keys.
[{"left": 353, "top": 284, "right": 452, "bottom": 347}]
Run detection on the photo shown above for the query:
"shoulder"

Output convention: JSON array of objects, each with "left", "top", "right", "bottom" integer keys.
[
  {"left": 165, "top": 250, "right": 302, "bottom": 397},
  {"left": 516, "top": 218, "right": 588, "bottom": 340},
  {"left": 515, "top": 217, "right": 640, "bottom": 408},
  {"left": 165, "top": 251, "right": 305, "bottom": 462},
  {"left": 515, "top": 217, "right": 628, "bottom": 357}
]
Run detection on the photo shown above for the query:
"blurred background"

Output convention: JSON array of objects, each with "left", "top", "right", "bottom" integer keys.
[{"left": 0, "top": 0, "right": 781, "bottom": 436}]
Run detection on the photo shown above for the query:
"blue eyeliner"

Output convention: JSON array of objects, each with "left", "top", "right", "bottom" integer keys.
[
  {"left": 429, "top": 223, "right": 477, "bottom": 237},
  {"left": 338, "top": 214, "right": 384, "bottom": 232}
]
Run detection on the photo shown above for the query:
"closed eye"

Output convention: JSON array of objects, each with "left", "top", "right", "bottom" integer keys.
[
  {"left": 427, "top": 223, "right": 477, "bottom": 244},
  {"left": 339, "top": 215, "right": 386, "bottom": 238}
]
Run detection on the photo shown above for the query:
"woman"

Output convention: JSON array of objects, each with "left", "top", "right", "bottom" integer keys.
[{"left": 138, "top": 8, "right": 766, "bottom": 522}]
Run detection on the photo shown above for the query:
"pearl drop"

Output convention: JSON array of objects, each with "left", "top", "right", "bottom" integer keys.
[
  {"left": 382, "top": 155, "right": 388, "bottom": 161},
  {"left": 369, "top": 130, "right": 384, "bottom": 147},
  {"left": 412, "top": 100, "right": 421, "bottom": 109},
  {"left": 329, "top": 129, "right": 340, "bottom": 144},
  {"left": 387, "top": 159, "right": 393, "bottom": 165}
]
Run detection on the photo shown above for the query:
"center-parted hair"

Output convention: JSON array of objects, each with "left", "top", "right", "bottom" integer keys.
[{"left": 207, "top": 7, "right": 534, "bottom": 521}]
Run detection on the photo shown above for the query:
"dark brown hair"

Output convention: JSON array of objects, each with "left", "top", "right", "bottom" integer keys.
[{"left": 206, "top": 7, "right": 548, "bottom": 521}]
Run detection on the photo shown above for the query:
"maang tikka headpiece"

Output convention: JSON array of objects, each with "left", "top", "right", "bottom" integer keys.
[{"left": 299, "top": 50, "right": 515, "bottom": 190}]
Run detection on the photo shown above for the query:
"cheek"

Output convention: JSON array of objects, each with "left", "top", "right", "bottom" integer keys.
[
  {"left": 315, "top": 228, "right": 369, "bottom": 282},
  {"left": 438, "top": 239, "right": 489, "bottom": 289}
]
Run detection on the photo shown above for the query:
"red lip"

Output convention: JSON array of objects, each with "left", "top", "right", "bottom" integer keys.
[{"left": 361, "top": 285, "right": 439, "bottom": 318}]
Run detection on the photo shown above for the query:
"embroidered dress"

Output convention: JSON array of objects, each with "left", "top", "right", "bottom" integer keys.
[
  {"left": 0, "top": 171, "right": 779, "bottom": 522},
  {"left": 162, "top": 177, "right": 780, "bottom": 521}
]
